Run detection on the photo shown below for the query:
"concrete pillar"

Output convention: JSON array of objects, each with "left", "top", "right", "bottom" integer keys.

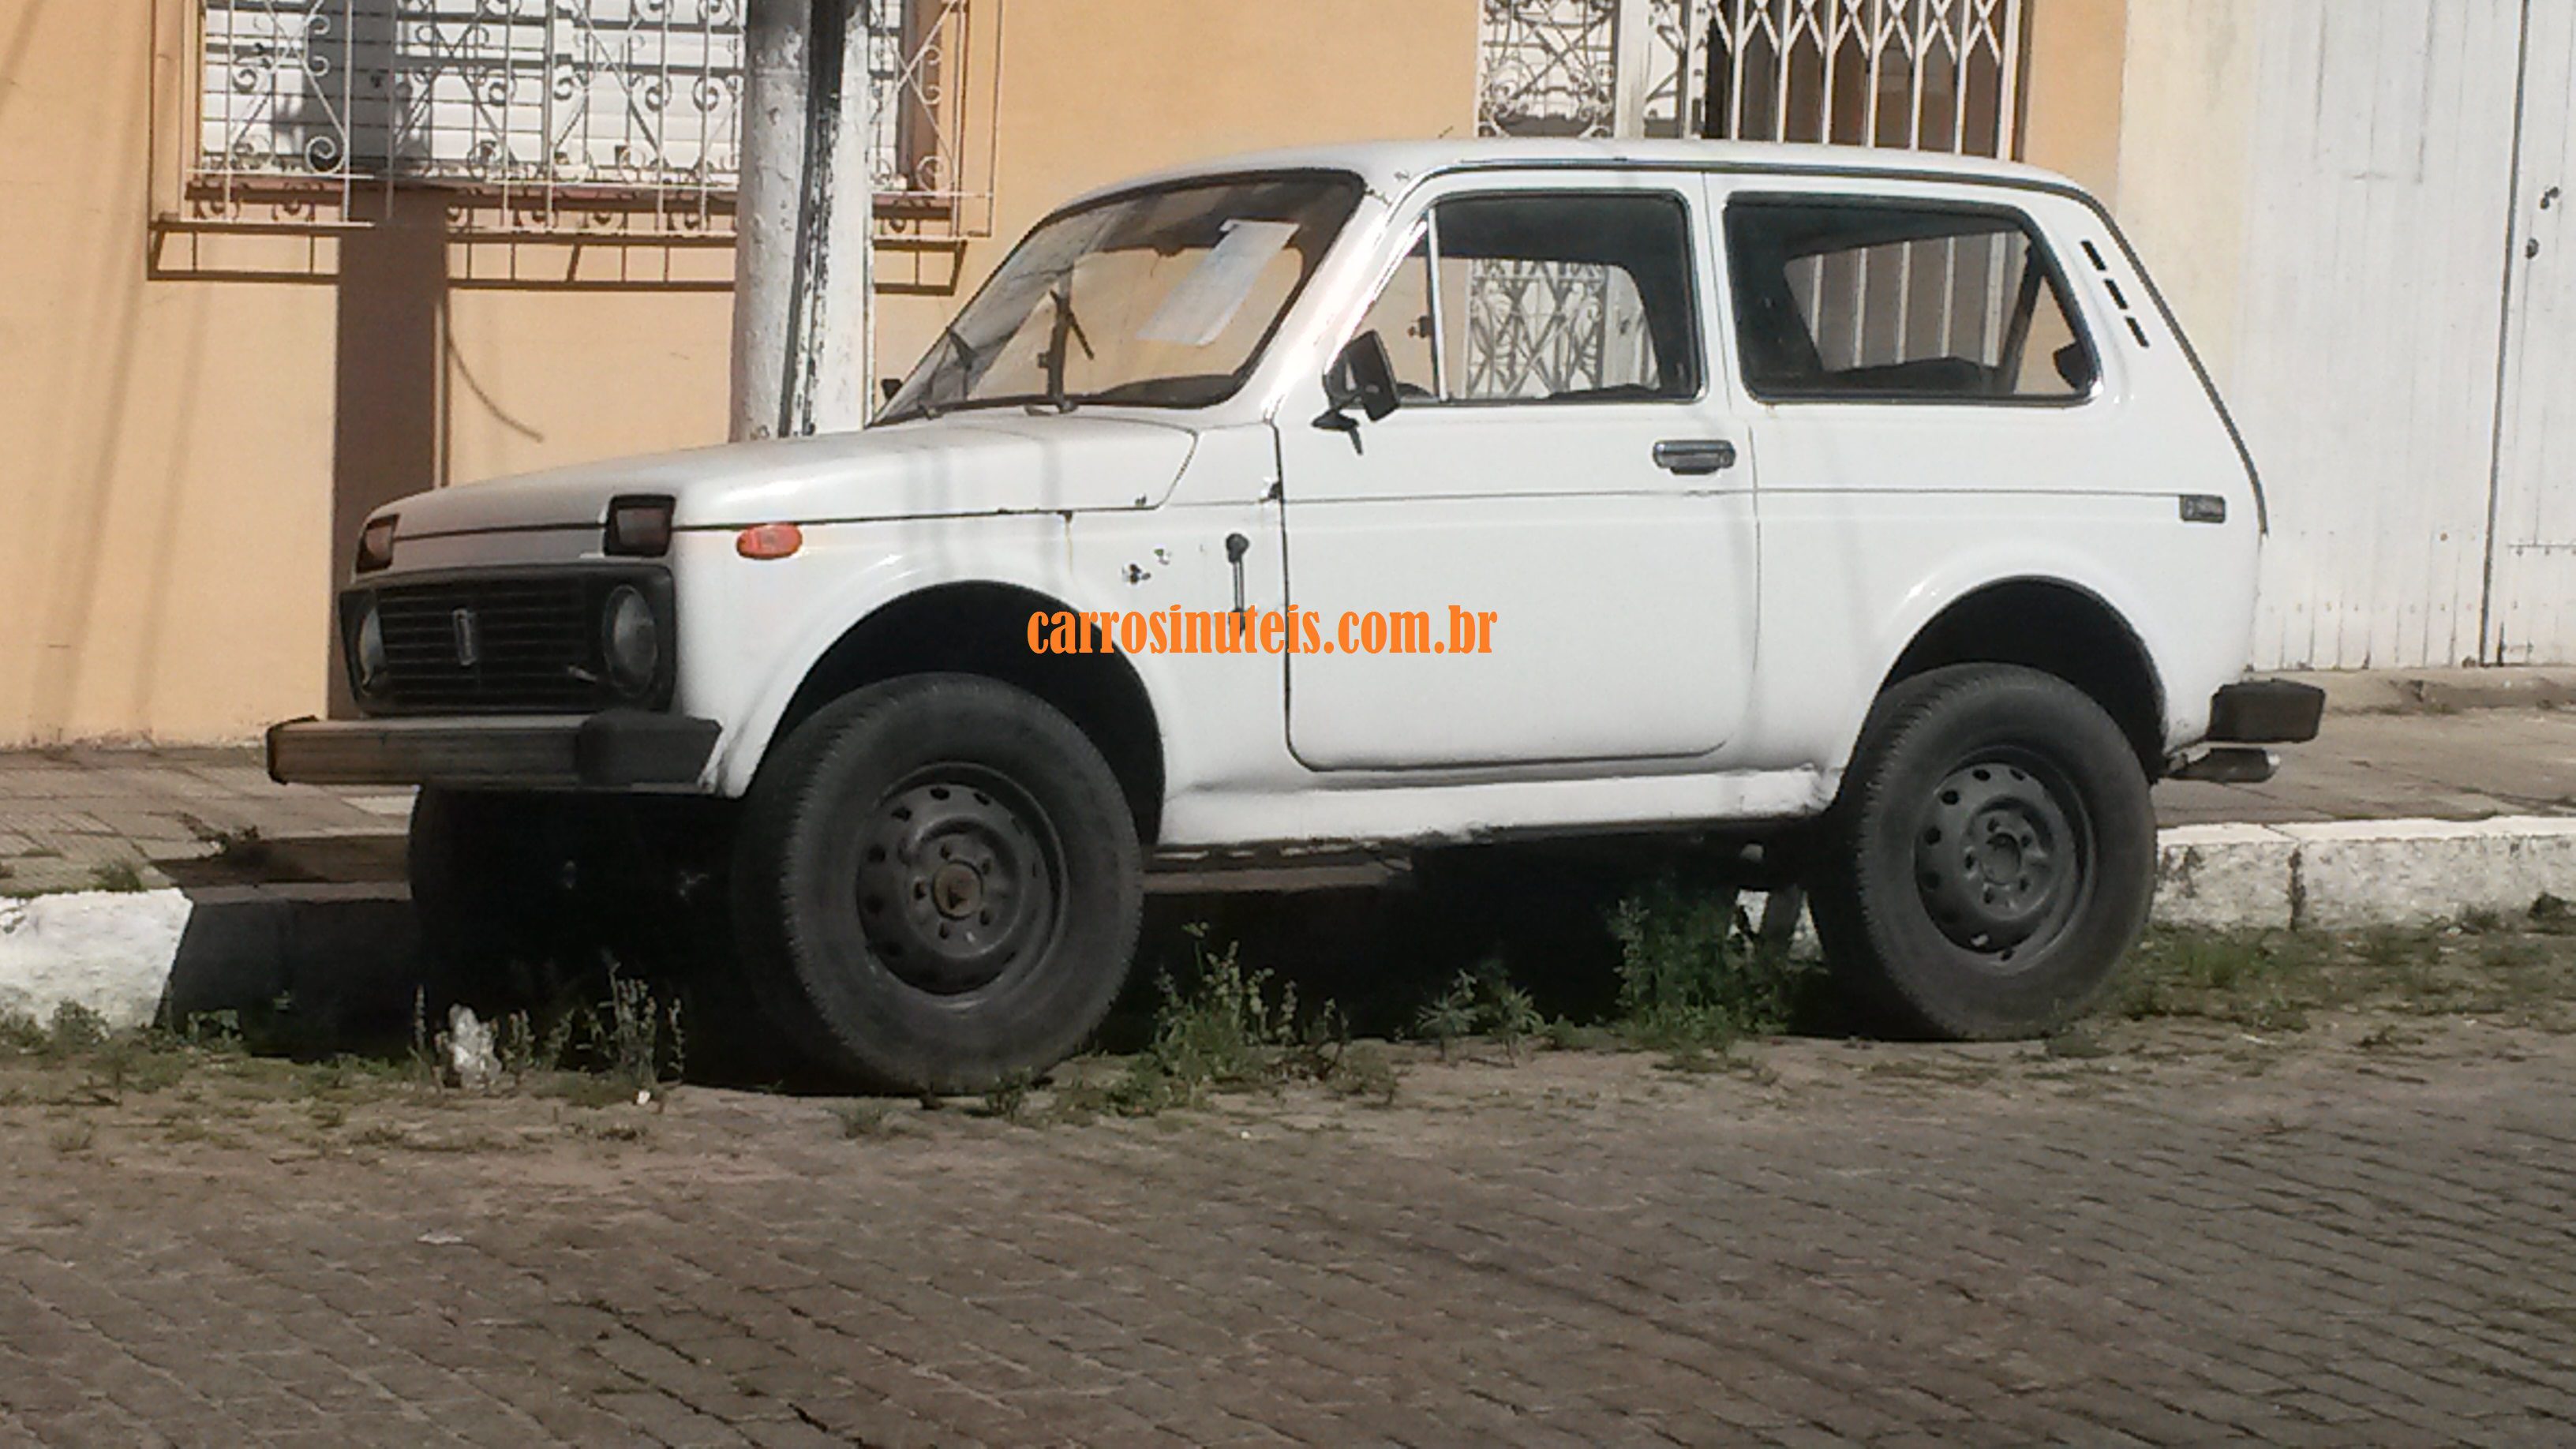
[
  {"left": 731, "top": 0, "right": 874, "bottom": 442},
  {"left": 1610, "top": 0, "right": 1656, "bottom": 139}
]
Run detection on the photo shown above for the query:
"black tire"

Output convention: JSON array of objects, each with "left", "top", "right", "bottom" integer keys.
[
  {"left": 1809, "top": 663, "right": 2155, "bottom": 1039},
  {"left": 732, "top": 674, "right": 1144, "bottom": 1092}
]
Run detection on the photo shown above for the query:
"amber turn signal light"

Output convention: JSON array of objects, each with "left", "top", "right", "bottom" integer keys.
[{"left": 736, "top": 522, "right": 804, "bottom": 560}]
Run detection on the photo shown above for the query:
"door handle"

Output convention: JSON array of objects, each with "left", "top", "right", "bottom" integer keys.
[
  {"left": 1653, "top": 439, "right": 1737, "bottom": 476},
  {"left": 1225, "top": 532, "right": 1250, "bottom": 616}
]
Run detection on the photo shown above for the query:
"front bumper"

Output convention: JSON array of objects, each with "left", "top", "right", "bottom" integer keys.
[{"left": 267, "top": 711, "right": 720, "bottom": 790}]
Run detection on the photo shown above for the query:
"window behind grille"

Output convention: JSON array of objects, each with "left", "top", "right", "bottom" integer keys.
[{"left": 1725, "top": 198, "right": 2095, "bottom": 402}]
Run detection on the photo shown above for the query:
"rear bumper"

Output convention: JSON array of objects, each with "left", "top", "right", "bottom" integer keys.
[
  {"left": 2207, "top": 679, "right": 2326, "bottom": 744},
  {"left": 267, "top": 712, "right": 720, "bottom": 790}
]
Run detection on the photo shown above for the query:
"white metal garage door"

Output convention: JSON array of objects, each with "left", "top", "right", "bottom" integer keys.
[
  {"left": 2486, "top": 2, "right": 2576, "bottom": 661},
  {"left": 2237, "top": 0, "right": 2576, "bottom": 668}
]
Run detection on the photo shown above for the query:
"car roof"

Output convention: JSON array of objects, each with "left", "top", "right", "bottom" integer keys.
[{"left": 1058, "top": 139, "right": 2083, "bottom": 212}]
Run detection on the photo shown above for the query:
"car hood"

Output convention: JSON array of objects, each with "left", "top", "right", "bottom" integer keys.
[{"left": 382, "top": 411, "right": 1202, "bottom": 539}]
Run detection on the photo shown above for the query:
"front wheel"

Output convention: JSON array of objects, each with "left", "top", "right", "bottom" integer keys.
[
  {"left": 1809, "top": 664, "right": 2156, "bottom": 1039},
  {"left": 732, "top": 674, "right": 1144, "bottom": 1092}
]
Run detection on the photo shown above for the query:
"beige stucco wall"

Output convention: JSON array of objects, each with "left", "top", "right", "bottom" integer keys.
[
  {"left": 2018, "top": 0, "right": 2127, "bottom": 202},
  {"left": 5, "top": 3, "right": 327, "bottom": 747},
  {"left": 2106, "top": 0, "right": 2256, "bottom": 385},
  {"left": 0, "top": 2, "right": 744, "bottom": 745},
  {"left": 0, "top": 0, "right": 1477, "bottom": 745}
]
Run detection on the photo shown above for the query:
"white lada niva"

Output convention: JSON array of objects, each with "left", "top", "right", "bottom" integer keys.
[{"left": 271, "top": 140, "right": 2323, "bottom": 1091}]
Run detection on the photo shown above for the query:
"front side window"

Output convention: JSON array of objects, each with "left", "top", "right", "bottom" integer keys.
[
  {"left": 1354, "top": 234, "right": 1443, "bottom": 401},
  {"left": 1350, "top": 190, "right": 1702, "bottom": 405},
  {"left": 1726, "top": 198, "right": 2098, "bottom": 402},
  {"left": 883, "top": 175, "right": 1361, "bottom": 421}
]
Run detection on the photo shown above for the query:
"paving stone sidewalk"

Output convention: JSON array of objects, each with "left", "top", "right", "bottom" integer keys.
[
  {"left": 9, "top": 700, "right": 2576, "bottom": 897},
  {"left": 2, "top": 1019, "right": 2573, "bottom": 1447},
  {"left": 0, "top": 749, "right": 406, "bottom": 897}
]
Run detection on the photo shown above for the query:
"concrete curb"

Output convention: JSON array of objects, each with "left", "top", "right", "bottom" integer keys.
[
  {"left": 2290, "top": 665, "right": 2576, "bottom": 715},
  {"left": 8, "top": 816, "right": 2576, "bottom": 1028},
  {"left": 0, "top": 892, "right": 196, "bottom": 1032},
  {"left": 0, "top": 884, "right": 419, "bottom": 1032},
  {"left": 2157, "top": 815, "right": 2576, "bottom": 932}
]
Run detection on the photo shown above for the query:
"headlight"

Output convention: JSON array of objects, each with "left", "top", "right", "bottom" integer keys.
[
  {"left": 602, "top": 585, "right": 661, "bottom": 695},
  {"left": 353, "top": 599, "right": 388, "bottom": 696}
]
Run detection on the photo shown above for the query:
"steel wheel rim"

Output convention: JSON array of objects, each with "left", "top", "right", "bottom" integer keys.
[
  {"left": 1911, "top": 751, "right": 2092, "bottom": 969},
  {"left": 853, "top": 766, "right": 1064, "bottom": 997}
]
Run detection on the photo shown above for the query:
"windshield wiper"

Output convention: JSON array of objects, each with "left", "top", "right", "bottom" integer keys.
[
  {"left": 1039, "top": 273, "right": 1095, "bottom": 414},
  {"left": 907, "top": 322, "right": 981, "bottom": 421}
]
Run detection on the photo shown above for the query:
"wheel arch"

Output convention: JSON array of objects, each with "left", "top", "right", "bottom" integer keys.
[
  {"left": 1877, "top": 576, "right": 2168, "bottom": 775},
  {"left": 754, "top": 582, "right": 1167, "bottom": 844}
]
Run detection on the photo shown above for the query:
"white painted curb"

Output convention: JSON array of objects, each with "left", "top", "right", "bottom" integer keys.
[
  {"left": 2161, "top": 815, "right": 2576, "bottom": 932},
  {"left": 0, "top": 884, "right": 414, "bottom": 1033},
  {"left": 2154, "top": 824, "right": 2304, "bottom": 931},
  {"left": 0, "top": 891, "right": 195, "bottom": 1032}
]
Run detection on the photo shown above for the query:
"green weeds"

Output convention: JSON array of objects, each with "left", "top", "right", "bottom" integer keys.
[
  {"left": 2116, "top": 930, "right": 2320, "bottom": 1032},
  {"left": 2118, "top": 915, "right": 2576, "bottom": 1032},
  {"left": 1605, "top": 878, "right": 1817, "bottom": 1052},
  {"left": 86, "top": 860, "right": 148, "bottom": 893},
  {"left": 411, "top": 969, "right": 683, "bottom": 1095},
  {"left": 1040, "top": 924, "right": 1398, "bottom": 1122},
  {"left": 977, "top": 1071, "right": 1034, "bottom": 1123},
  {"left": 1412, "top": 963, "right": 1545, "bottom": 1061},
  {"left": 0, "top": 973, "right": 685, "bottom": 1159}
]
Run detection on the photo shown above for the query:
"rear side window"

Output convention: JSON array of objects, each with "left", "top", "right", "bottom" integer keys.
[
  {"left": 1353, "top": 192, "right": 1702, "bottom": 405},
  {"left": 1725, "top": 198, "right": 2097, "bottom": 403}
]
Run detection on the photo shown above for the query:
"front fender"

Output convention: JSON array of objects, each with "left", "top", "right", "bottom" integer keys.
[{"left": 676, "top": 514, "right": 1145, "bottom": 796}]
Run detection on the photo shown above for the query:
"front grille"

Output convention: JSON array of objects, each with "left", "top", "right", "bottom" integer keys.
[{"left": 349, "top": 570, "right": 668, "bottom": 714}]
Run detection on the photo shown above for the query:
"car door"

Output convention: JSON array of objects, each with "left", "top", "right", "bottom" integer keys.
[{"left": 1274, "top": 173, "right": 1759, "bottom": 771}]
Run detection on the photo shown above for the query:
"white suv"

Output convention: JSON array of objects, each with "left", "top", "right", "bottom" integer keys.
[{"left": 271, "top": 140, "right": 2322, "bottom": 1091}]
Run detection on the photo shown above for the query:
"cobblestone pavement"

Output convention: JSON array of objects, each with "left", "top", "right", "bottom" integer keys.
[{"left": 4, "top": 1017, "right": 2574, "bottom": 1447}]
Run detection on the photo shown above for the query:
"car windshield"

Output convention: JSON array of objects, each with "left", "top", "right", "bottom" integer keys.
[{"left": 881, "top": 174, "right": 1362, "bottom": 422}]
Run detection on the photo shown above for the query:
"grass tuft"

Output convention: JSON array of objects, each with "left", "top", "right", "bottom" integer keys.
[
  {"left": 86, "top": 860, "right": 148, "bottom": 893},
  {"left": 1412, "top": 961, "right": 1549, "bottom": 1063},
  {"left": 832, "top": 1101, "right": 902, "bottom": 1139},
  {"left": 1605, "top": 878, "right": 1816, "bottom": 1051},
  {"left": 1050, "top": 924, "right": 1398, "bottom": 1121}
]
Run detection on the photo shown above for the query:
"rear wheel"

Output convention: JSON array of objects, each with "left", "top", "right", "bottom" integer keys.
[
  {"left": 732, "top": 674, "right": 1144, "bottom": 1091},
  {"left": 1809, "top": 664, "right": 2155, "bottom": 1039}
]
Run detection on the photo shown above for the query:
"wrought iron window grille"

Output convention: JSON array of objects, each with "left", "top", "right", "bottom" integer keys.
[
  {"left": 1479, "top": 0, "right": 2025, "bottom": 155},
  {"left": 169, "top": 0, "right": 1000, "bottom": 243},
  {"left": 1473, "top": 1, "right": 2027, "bottom": 397}
]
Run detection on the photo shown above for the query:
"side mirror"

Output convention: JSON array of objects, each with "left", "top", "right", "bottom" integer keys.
[{"left": 1324, "top": 331, "right": 1402, "bottom": 423}]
